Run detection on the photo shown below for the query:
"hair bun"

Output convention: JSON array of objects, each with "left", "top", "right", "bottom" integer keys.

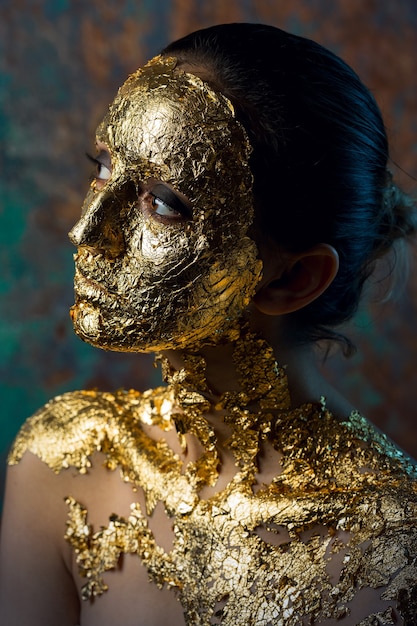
[{"left": 380, "top": 171, "right": 417, "bottom": 249}]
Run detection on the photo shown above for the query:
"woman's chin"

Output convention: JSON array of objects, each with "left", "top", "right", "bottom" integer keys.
[{"left": 70, "top": 301, "right": 246, "bottom": 354}]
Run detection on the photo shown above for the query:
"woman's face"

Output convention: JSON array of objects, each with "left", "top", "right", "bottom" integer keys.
[{"left": 69, "top": 56, "right": 263, "bottom": 353}]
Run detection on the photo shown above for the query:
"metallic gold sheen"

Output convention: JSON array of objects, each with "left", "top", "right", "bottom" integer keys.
[
  {"left": 9, "top": 328, "right": 417, "bottom": 624},
  {"left": 69, "top": 56, "right": 262, "bottom": 353}
]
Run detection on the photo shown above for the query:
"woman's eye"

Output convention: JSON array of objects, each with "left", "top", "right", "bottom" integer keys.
[
  {"left": 150, "top": 194, "right": 181, "bottom": 217},
  {"left": 86, "top": 151, "right": 112, "bottom": 185},
  {"left": 96, "top": 163, "right": 111, "bottom": 181},
  {"left": 145, "top": 183, "right": 192, "bottom": 221}
]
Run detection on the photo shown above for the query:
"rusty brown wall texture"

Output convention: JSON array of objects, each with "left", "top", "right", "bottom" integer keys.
[{"left": 1, "top": 0, "right": 416, "bottom": 502}]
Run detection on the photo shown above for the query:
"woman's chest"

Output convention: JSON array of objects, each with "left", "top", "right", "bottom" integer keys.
[{"left": 67, "top": 465, "right": 409, "bottom": 626}]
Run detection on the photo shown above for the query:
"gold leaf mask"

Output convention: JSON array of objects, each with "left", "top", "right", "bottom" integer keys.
[{"left": 69, "top": 56, "right": 263, "bottom": 352}]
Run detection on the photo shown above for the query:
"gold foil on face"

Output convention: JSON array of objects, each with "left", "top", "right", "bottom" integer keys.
[
  {"left": 69, "top": 56, "right": 262, "bottom": 352},
  {"left": 9, "top": 328, "right": 417, "bottom": 624}
]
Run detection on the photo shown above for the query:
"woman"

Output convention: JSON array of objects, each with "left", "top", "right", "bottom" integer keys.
[{"left": 1, "top": 23, "right": 416, "bottom": 626}]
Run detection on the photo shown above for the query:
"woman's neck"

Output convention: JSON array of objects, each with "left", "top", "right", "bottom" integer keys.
[{"left": 160, "top": 320, "right": 355, "bottom": 421}]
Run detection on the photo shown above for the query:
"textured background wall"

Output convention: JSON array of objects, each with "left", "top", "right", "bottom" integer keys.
[{"left": 1, "top": 0, "right": 416, "bottom": 503}]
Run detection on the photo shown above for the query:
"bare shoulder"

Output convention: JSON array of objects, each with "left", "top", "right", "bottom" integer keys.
[
  {"left": 1, "top": 390, "right": 186, "bottom": 626},
  {"left": 0, "top": 391, "right": 97, "bottom": 625},
  {"left": 0, "top": 451, "right": 80, "bottom": 625}
]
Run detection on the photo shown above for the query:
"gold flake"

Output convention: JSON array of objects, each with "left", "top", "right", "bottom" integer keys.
[
  {"left": 9, "top": 328, "right": 417, "bottom": 624},
  {"left": 68, "top": 56, "right": 262, "bottom": 354}
]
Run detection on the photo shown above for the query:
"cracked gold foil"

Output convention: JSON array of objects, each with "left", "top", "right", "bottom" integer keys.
[
  {"left": 9, "top": 328, "right": 417, "bottom": 624},
  {"left": 68, "top": 56, "right": 262, "bottom": 353}
]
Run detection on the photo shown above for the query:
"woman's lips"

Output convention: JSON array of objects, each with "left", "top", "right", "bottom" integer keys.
[{"left": 74, "top": 266, "right": 113, "bottom": 298}]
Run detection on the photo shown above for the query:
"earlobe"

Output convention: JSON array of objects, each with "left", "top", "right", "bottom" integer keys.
[{"left": 253, "top": 244, "right": 339, "bottom": 316}]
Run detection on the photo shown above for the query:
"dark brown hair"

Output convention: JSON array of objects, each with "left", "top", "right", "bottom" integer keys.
[{"left": 163, "top": 23, "right": 416, "bottom": 352}]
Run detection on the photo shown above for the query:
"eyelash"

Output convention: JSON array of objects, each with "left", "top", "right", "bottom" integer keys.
[
  {"left": 150, "top": 194, "right": 181, "bottom": 216},
  {"left": 144, "top": 184, "right": 192, "bottom": 222},
  {"left": 86, "top": 152, "right": 111, "bottom": 181}
]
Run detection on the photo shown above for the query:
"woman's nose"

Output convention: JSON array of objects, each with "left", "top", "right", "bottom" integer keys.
[{"left": 68, "top": 184, "right": 130, "bottom": 258}]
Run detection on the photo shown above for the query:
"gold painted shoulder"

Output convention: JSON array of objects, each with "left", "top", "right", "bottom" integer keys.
[
  {"left": 344, "top": 409, "right": 417, "bottom": 479},
  {"left": 7, "top": 388, "right": 153, "bottom": 474}
]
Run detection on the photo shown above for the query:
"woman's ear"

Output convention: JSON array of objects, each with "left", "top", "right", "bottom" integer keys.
[{"left": 253, "top": 244, "right": 339, "bottom": 316}]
